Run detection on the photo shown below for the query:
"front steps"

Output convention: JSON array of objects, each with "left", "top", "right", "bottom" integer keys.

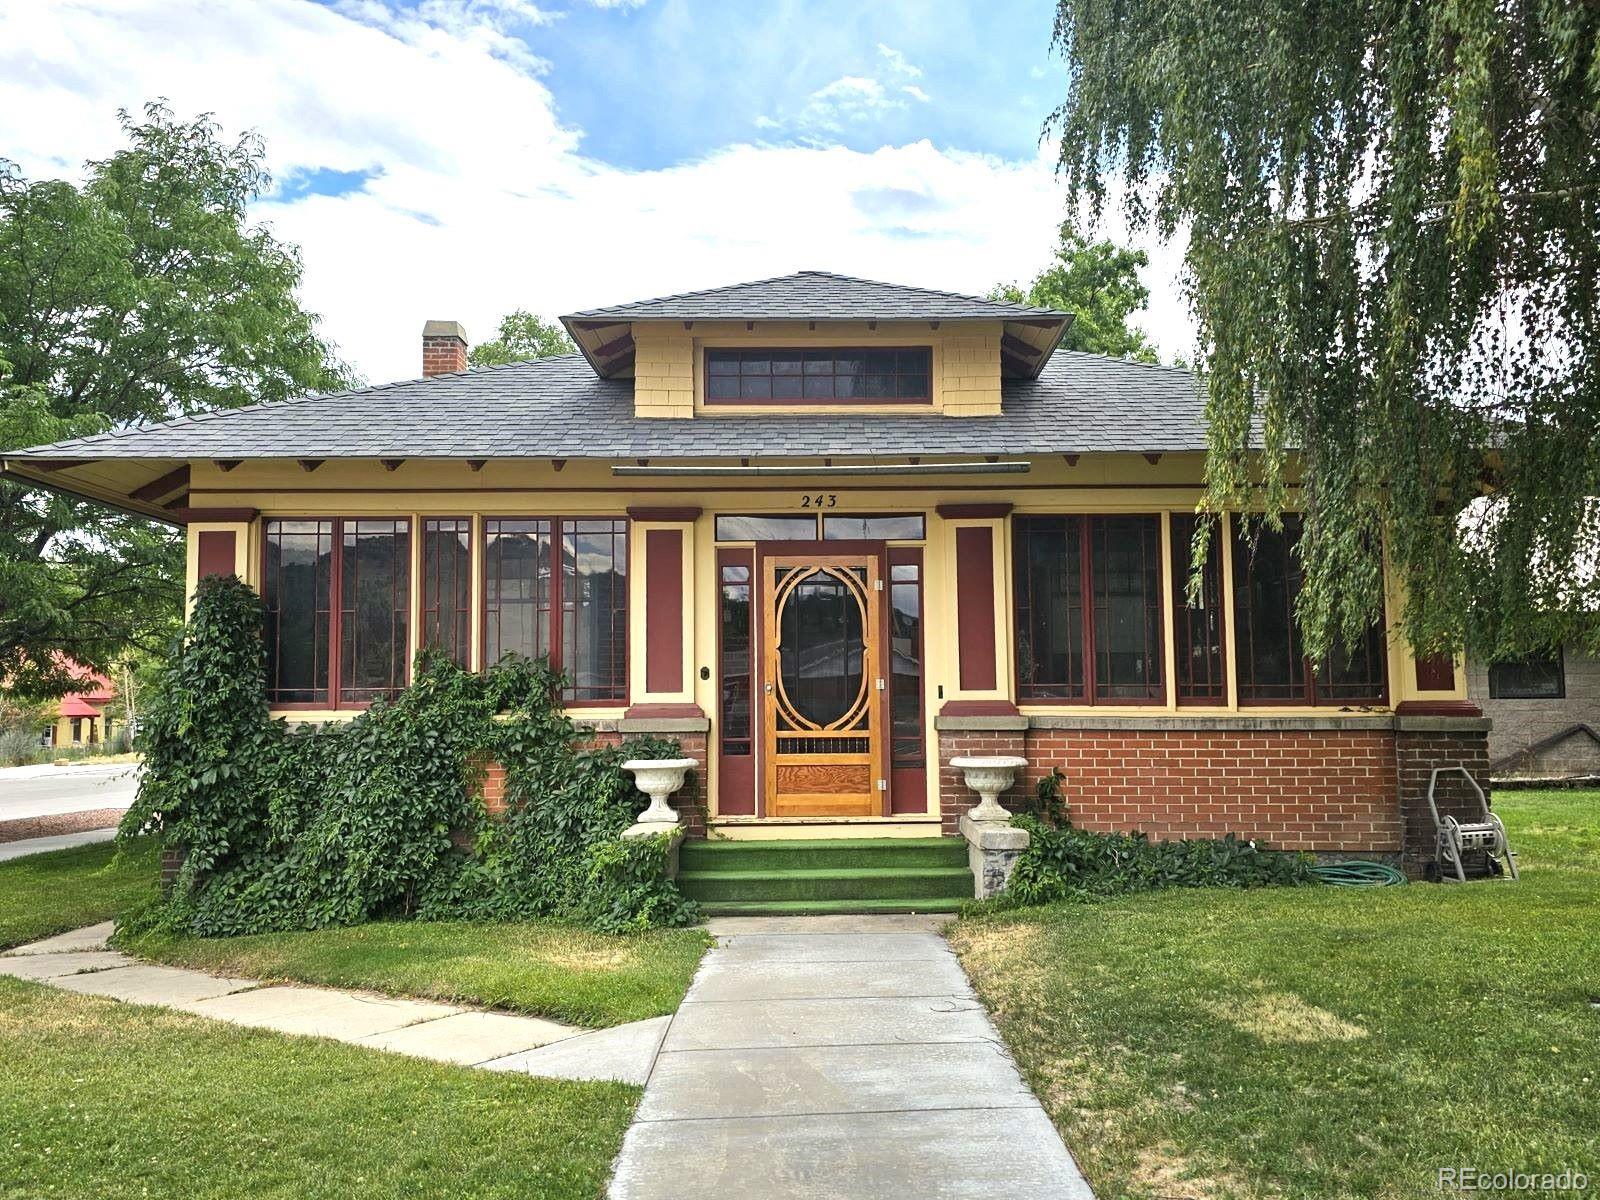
[{"left": 677, "top": 837, "right": 973, "bottom": 916}]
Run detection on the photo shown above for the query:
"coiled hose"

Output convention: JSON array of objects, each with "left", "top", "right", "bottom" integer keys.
[{"left": 1309, "top": 860, "right": 1408, "bottom": 886}]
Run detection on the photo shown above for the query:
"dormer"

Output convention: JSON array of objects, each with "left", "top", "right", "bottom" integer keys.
[{"left": 560, "top": 270, "right": 1072, "bottom": 419}]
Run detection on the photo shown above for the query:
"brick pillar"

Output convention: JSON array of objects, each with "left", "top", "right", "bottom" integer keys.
[
  {"left": 935, "top": 718, "right": 1029, "bottom": 836},
  {"left": 1393, "top": 714, "right": 1494, "bottom": 875}
]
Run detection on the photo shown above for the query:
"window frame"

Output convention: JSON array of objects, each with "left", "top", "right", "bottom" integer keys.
[
  {"left": 703, "top": 347, "right": 934, "bottom": 406},
  {"left": 480, "top": 515, "right": 629, "bottom": 707},
  {"left": 1230, "top": 515, "right": 1389, "bottom": 707},
  {"left": 1487, "top": 649, "right": 1566, "bottom": 700},
  {"left": 262, "top": 516, "right": 412, "bottom": 711},
  {"left": 1170, "top": 513, "right": 1229, "bottom": 706},
  {"left": 419, "top": 516, "right": 474, "bottom": 668},
  {"left": 1012, "top": 513, "right": 1168, "bottom": 707}
]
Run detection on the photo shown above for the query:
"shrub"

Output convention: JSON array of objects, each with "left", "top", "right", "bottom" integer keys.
[
  {"left": 0, "top": 695, "right": 51, "bottom": 766},
  {"left": 1003, "top": 815, "right": 1314, "bottom": 906},
  {"left": 0, "top": 725, "right": 42, "bottom": 767},
  {"left": 121, "top": 575, "right": 697, "bottom": 937}
]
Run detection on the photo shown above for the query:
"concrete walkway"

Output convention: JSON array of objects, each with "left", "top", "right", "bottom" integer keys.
[
  {"left": 0, "top": 828, "right": 117, "bottom": 861},
  {"left": 0, "top": 923, "right": 669, "bottom": 1083},
  {"left": 608, "top": 915, "right": 1093, "bottom": 1200}
]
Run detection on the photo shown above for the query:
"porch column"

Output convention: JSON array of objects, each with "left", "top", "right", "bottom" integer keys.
[
  {"left": 622, "top": 508, "right": 709, "bottom": 834},
  {"left": 935, "top": 503, "right": 1017, "bottom": 718},
  {"left": 933, "top": 504, "right": 1026, "bottom": 835}
]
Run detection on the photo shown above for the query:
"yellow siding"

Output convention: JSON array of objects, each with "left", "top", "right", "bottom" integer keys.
[
  {"left": 626, "top": 320, "right": 1004, "bottom": 419},
  {"left": 185, "top": 451, "right": 1468, "bottom": 818}
]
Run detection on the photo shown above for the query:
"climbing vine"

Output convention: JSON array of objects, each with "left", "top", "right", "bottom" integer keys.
[{"left": 120, "top": 575, "right": 697, "bottom": 936}]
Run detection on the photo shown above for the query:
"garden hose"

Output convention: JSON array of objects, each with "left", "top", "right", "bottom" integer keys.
[{"left": 1308, "top": 860, "right": 1407, "bottom": 886}]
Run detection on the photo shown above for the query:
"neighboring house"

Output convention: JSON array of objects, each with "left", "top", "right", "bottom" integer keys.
[
  {"left": 0, "top": 271, "right": 1492, "bottom": 872},
  {"left": 42, "top": 663, "right": 118, "bottom": 749},
  {"left": 1468, "top": 647, "right": 1600, "bottom": 780}
]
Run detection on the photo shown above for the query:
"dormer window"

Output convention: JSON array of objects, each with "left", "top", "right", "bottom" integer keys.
[{"left": 705, "top": 348, "right": 932, "bottom": 405}]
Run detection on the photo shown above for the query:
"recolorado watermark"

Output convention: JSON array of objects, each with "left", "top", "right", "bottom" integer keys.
[{"left": 1438, "top": 1167, "right": 1589, "bottom": 1192}]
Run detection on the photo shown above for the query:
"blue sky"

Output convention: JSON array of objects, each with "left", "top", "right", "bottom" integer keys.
[
  {"left": 0, "top": 0, "right": 1187, "bottom": 384},
  {"left": 525, "top": 0, "right": 1063, "bottom": 169}
]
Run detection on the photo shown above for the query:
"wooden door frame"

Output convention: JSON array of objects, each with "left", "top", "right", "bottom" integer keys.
[{"left": 753, "top": 540, "right": 890, "bottom": 818}]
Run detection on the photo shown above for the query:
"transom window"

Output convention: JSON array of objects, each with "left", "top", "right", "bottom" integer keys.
[
  {"left": 713, "top": 513, "right": 926, "bottom": 542},
  {"left": 705, "top": 348, "right": 932, "bottom": 404}
]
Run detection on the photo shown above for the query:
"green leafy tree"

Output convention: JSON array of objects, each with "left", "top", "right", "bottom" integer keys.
[
  {"left": 0, "top": 102, "right": 350, "bottom": 693},
  {"left": 1046, "top": 0, "right": 1600, "bottom": 663},
  {"left": 468, "top": 311, "right": 575, "bottom": 366},
  {"left": 991, "top": 222, "right": 1160, "bottom": 363}
]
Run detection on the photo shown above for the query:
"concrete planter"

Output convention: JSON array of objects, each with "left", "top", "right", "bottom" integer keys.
[
  {"left": 949, "top": 755, "right": 1028, "bottom": 823},
  {"left": 949, "top": 755, "right": 1031, "bottom": 899},
  {"left": 621, "top": 757, "right": 697, "bottom": 827}
]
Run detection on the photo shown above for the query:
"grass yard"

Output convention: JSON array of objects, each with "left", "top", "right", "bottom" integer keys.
[
  {"left": 122, "top": 918, "right": 712, "bottom": 1028},
  {"left": 0, "top": 838, "right": 159, "bottom": 951},
  {"left": 950, "top": 790, "right": 1600, "bottom": 1200},
  {"left": 0, "top": 975, "right": 636, "bottom": 1200}
]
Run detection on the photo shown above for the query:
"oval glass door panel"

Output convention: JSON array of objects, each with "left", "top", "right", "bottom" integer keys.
[{"left": 777, "top": 568, "right": 867, "bottom": 729}]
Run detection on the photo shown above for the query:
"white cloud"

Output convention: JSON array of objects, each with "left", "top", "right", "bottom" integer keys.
[
  {"left": 875, "top": 43, "right": 921, "bottom": 79},
  {"left": 901, "top": 84, "right": 932, "bottom": 104},
  {"left": 0, "top": 0, "right": 1194, "bottom": 383}
]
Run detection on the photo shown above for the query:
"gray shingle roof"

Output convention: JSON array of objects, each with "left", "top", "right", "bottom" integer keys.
[
  {"left": 7, "top": 351, "right": 1205, "bottom": 461},
  {"left": 563, "top": 269, "right": 1070, "bottom": 324}
]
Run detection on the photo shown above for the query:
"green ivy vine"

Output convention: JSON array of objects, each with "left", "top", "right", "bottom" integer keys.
[{"left": 120, "top": 575, "right": 698, "bottom": 936}]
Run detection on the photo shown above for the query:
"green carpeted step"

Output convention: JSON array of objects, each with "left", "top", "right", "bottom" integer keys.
[
  {"left": 696, "top": 896, "right": 967, "bottom": 916},
  {"left": 678, "top": 866, "right": 973, "bottom": 904},
  {"left": 679, "top": 837, "right": 966, "bottom": 873}
]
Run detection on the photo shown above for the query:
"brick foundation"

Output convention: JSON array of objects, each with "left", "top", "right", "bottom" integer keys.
[
  {"left": 471, "top": 727, "right": 709, "bottom": 839},
  {"left": 1394, "top": 720, "right": 1493, "bottom": 873},
  {"left": 937, "top": 715, "right": 1494, "bottom": 870}
]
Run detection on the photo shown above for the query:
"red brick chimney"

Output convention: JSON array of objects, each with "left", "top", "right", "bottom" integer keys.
[{"left": 422, "top": 320, "right": 468, "bottom": 377}]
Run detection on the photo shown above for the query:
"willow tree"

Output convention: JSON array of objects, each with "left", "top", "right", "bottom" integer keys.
[{"left": 1048, "top": 0, "right": 1600, "bottom": 662}]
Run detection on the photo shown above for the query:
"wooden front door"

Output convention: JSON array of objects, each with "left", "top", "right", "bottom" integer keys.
[{"left": 760, "top": 546, "right": 887, "bottom": 817}]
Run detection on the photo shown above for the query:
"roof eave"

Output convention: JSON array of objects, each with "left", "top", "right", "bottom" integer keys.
[{"left": 1, "top": 460, "right": 185, "bottom": 526}]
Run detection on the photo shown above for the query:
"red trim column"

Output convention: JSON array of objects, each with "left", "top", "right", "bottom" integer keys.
[
  {"left": 938, "top": 504, "right": 1018, "bottom": 719},
  {"left": 624, "top": 508, "right": 704, "bottom": 721}
]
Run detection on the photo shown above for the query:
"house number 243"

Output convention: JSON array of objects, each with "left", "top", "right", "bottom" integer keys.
[{"left": 799, "top": 493, "right": 838, "bottom": 508}]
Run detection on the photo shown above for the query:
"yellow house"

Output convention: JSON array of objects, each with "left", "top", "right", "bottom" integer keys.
[{"left": 3, "top": 271, "right": 1491, "bottom": 898}]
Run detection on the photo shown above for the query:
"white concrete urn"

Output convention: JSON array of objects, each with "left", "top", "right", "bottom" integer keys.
[
  {"left": 949, "top": 755, "right": 1028, "bottom": 823},
  {"left": 622, "top": 758, "right": 697, "bottom": 827}
]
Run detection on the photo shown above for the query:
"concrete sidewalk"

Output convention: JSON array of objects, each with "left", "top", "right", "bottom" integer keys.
[
  {"left": 0, "top": 828, "right": 117, "bottom": 861},
  {"left": 608, "top": 915, "right": 1094, "bottom": 1200},
  {"left": 0, "top": 923, "right": 669, "bottom": 1083}
]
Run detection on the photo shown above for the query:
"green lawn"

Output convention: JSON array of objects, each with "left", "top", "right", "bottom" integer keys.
[
  {"left": 0, "top": 975, "right": 636, "bottom": 1200},
  {"left": 121, "top": 918, "right": 711, "bottom": 1028},
  {"left": 0, "top": 838, "right": 159, "bottom": 951},
  {"left": 949, "top": 790, "right": 1600, "bottom": 1200}
]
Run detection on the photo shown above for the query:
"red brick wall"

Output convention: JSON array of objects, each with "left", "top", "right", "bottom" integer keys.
[
  {"left": 473, "top": 728, "right": 709, "bottom": 838},
  {"left": 938, "top": 726, "right": 1403, "bottom": 851},
  {"left": 1394, "top": 727, "right": 1492, "bottom": 871}
]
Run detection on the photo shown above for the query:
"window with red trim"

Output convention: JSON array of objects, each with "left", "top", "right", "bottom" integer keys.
[
  {"left": 420, "top": 518, "right": 472, "bottom": 666},
  {"left": 1014, "top": 515, "right": 1164, "bottom": 703},
  {"left": 263, "top": 518, "right": 409, "bottom": 707},
  {"left": 1231, "top": 515, "right": 1387, "bottom": 704},
  {"left": 1170, "top": 513, "right": 1227, "bottom": 704},
  {"left": 483, "top": 517, "right": 628, "bottom": 703}
]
